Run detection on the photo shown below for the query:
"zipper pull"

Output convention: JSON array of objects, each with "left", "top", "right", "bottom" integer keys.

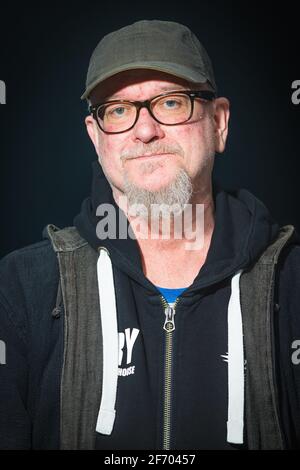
[{"left": 163, "top": 306, "right": 176, "bottom": 332}]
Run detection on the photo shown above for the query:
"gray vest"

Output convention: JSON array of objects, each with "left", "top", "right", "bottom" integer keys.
[{"left": 45, "top": 223, "right": 295, "bottom": 450}]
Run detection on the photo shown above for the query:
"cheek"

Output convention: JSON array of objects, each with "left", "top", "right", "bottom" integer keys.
[
  {"left": 170, "top": 125, "right": 205, "bottom": 158},
  {"left": 98, "top": 137, "right": 117, "bottom": 166},
  {"left": 169, "top": 122, "right": 215, "bottom": 173},
  {"left": 97, "top": 137, "right": 126, "bottom": 185}
]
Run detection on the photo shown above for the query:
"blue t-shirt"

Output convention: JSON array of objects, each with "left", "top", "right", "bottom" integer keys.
[{"left": 156, "top": 286, "right": 186, "bottom": 304}]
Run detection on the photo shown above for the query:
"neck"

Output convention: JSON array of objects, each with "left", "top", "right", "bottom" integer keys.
[{"left": 113, "top": 179, "right": 215, "bottom": 288}]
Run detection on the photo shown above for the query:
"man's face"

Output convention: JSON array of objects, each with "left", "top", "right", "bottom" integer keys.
[{"left": 85, "top": 70, "right": 229, "bottom": 204}]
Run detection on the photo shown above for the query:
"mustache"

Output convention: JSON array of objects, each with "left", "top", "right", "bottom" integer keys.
[{"left": 120, "top": 143, "right": 184, "bottom": 162}]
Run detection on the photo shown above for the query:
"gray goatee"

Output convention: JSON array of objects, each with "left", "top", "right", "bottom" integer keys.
[{"left": 123, "top": 167, "right": 193, "bottom": 220}]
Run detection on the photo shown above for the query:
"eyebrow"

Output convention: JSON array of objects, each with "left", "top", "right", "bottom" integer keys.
[{"left": 105, "top": 86, "right": 191, "bottom": 101}]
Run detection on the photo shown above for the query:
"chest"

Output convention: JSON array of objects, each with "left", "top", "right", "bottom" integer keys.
[{"left": 95, "top": 280, "right": 233, "bottom": 450}]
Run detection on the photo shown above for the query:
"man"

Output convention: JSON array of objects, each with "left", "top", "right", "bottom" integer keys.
[{"left": 0, "top": 20, "right": 299, "bottom": 450}]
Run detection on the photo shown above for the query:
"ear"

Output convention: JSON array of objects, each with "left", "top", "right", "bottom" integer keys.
[
  {"left": 85, "top": 115, "right": 100, "bottom": 149},
  {"left": 213, "top": 97, "right": 230, "bottom": 153}
]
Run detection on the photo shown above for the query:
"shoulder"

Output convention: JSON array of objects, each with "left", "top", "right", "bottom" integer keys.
[
  {"left": 0, "top": 233, "right": 60, "bottom": 341},
  {"left": 276, "top": 235, "right": 300, "bottom": 324},
  {"left": 277, "top": 240, "right": 300, "bottom": 295},
  {"left": 0, "top": 238, "right": 58, "bottom": 283}
]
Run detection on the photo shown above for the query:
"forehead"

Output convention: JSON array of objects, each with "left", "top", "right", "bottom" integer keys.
[{"left": 89, "top": 69, "right": 203, "bottom": 103}]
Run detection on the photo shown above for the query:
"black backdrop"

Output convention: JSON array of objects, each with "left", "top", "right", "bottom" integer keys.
[{"left": 0, "top": 1, "right": 299, "bottom": 258}]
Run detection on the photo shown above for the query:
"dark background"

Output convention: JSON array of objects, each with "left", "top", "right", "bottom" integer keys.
[{"left": 0, "top": 1, "right": 299, "bottom": 258}]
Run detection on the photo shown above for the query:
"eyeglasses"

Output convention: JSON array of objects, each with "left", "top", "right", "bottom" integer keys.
[{"left": 89, "top": 89, "right": 216, "bottom": 134}]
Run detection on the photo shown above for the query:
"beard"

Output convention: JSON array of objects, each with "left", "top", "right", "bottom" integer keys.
[{"left": 123, "top": 166, "right": 193, "bottom": 220}]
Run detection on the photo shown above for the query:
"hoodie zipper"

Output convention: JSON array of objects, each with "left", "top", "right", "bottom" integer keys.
[{"left": 161, "top": 296, "right": 180, "bottom": 450}]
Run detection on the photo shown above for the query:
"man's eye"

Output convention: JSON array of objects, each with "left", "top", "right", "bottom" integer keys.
[
  {"left": 109, "top": 106, "right": 126, "bottom": 117},
  {"left": 164, "top": 100, "right": 179, "bottom": 108}
]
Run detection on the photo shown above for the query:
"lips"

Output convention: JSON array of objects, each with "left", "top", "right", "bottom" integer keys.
[
  {"left": 122, "top": 152, "right": 175, "bottom": 163},
  {"left": 134, "top": 153, "right": 172, "bottom": 160}
]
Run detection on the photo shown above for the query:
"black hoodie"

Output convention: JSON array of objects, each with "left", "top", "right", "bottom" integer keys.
[
  {"left": 74, "top": 162, "right": 300, "bottom": 449},
  {"left": 0, "top": 161, "right": 299, "bottom": 449}
]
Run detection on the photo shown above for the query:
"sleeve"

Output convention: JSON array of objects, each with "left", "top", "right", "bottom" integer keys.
[
  {"left": 0, "top": 255, "right": 32, "bottom": 449},
  {"left": 275, "top": 243, "right": 300, "bottom": 449}
]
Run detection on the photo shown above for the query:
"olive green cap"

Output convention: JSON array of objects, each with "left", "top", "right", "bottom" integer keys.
[{"left": 81, "top": 20, "right": 217, "bottom": 100}]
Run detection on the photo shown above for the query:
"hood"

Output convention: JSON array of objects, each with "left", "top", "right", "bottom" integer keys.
[{"left": 74, "top": 161, "right": 280, "bottom": 291}]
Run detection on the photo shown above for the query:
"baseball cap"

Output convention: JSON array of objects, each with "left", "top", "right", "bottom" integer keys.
[{"left": 81, "top": 20, "right": 217, "bottom": 100}]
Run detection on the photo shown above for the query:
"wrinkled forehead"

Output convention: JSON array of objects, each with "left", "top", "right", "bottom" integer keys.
[{"left": 89, "top": 69, "right": 209, "bottom": 104}]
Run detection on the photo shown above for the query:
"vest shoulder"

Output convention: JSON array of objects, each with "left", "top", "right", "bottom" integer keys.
[{"left": 43, "top": 224, "right": 88, "bottom": 253}]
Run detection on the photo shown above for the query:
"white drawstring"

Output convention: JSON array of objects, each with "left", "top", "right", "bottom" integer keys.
[
  {"left": 95, "top": 248, "right": 119, "bottom": 435},
  {"left": 227, "top": 270, "right": 245, "bottom": 444}
]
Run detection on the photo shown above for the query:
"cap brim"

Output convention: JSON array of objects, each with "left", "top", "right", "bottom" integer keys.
[{"left": 80, "top": 62, "right": 209, "bottom": 100}]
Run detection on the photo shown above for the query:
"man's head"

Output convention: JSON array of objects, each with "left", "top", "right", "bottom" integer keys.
[{"left": 83, "top": 20, "right": 230, "bottom": 213}]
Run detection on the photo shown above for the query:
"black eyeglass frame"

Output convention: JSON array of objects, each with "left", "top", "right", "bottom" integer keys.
[{"left": 89, "top": 89, "right": 216, "bottom": 134}]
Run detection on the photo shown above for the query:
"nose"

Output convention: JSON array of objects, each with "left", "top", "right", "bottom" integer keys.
[{"left": 131, "top": 107, "right": 165, "bottom": 143}]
